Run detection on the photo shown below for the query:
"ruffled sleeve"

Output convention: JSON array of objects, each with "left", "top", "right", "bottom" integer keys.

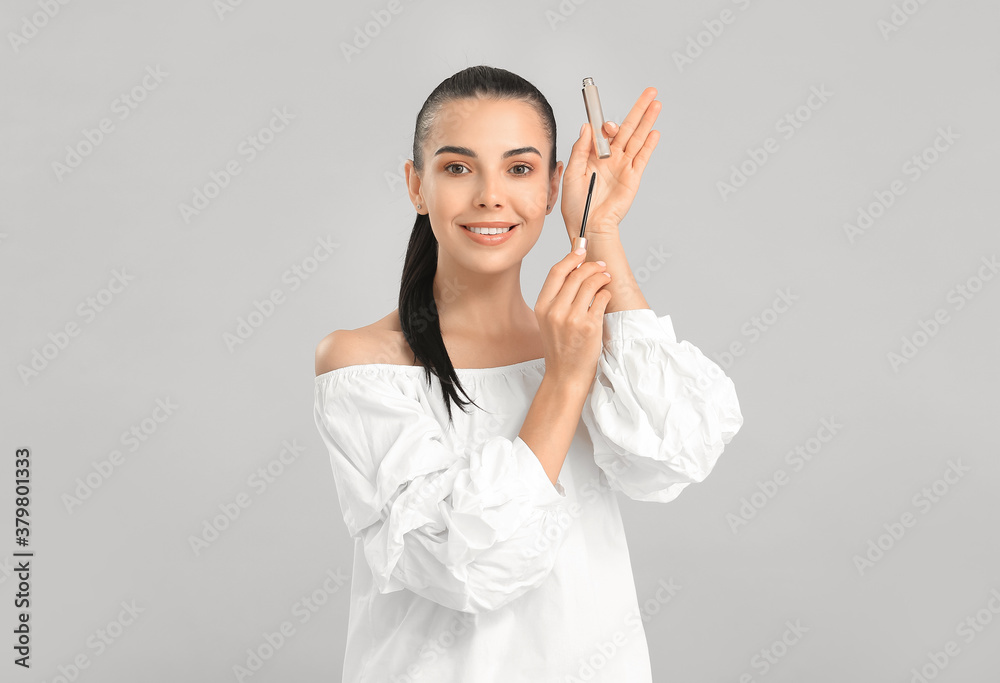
[
  {"left": 313, "top": 367, "right": 572, "bottom": 614},
  {"left": 581, "top": 309, "right": 744, "bottom": 503}
]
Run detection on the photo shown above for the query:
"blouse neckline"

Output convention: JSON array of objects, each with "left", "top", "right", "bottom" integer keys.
[{"left": 315, "top": 356, "right": 546, "bottom": 383}]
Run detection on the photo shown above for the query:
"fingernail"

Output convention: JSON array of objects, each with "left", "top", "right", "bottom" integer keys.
[
  {"left": 580, "top": 123, "right": 586, "bottom": 136},
  {"left": 596, "top": 260, "right": 606, "bottom": 266},
  {"left": 574, "top": 246, "right": 586, "bottom": 255}
]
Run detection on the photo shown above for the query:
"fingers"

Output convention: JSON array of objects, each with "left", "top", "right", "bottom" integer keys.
[
  {"left": 623, "top": 99, "right": 661, "bottom": 161},
  {"left": 589, "top": 287, "right": 614, "bottom": 318},
  {"left": 538, "top": 251, "right": 609, "bottom": 312},
  {"left": 538, "top": 249, "right": 590, "bottom": 307},
  {"left": 572, "top": 267, "right": 613, "bottom": 313},
  {"left": 553, "top": 259, "right": 610, "bottom": 312},
  {"left": 565, "top": 122, "right": 593, "bottom": 178},
  {"left": 631, "top": 129, "right": 660, "bottom": 178},
  {"left": 611, "top": 87, "right": 660, "bottom": 157}
]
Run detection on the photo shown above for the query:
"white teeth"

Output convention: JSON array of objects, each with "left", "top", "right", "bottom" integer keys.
[{"left": 465, "top": 225, "right": 513, "bottom": 235}]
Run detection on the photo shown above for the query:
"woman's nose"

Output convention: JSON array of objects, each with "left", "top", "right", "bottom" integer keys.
[{"left": 475, "top": 175, "right": 507, "bottom": 207}]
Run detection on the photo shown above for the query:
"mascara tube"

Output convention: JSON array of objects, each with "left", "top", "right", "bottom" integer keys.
[{"left": 582, "top": 77, "right": 611, "bottom": 159}]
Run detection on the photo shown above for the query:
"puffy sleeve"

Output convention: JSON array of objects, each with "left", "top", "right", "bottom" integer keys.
[
  {"left": 581, "top": 309, "right": 744, "bottom": 503},
  {"left": 313, "top": 368, "right": 572, "bottom": 614}
]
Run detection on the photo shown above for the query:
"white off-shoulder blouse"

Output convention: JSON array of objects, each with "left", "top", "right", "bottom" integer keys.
[{"left": 313, "top": 308, "right": 744, "bottom": 682}]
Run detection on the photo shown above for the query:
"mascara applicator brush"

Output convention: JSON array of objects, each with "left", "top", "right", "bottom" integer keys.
[{"left": 573, "top": 171, "right": 597, "bottom": 253}]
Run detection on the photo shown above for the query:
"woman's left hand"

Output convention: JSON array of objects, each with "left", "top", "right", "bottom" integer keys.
[{"left": 560, "top": 86, "right": 662, "bottom": 245}]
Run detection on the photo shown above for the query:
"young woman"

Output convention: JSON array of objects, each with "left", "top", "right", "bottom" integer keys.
[{"left": 313, "top": 66, "right": 743, "bottom": 682}]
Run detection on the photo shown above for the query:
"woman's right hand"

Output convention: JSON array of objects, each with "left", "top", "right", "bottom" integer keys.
[{"left": 535, "top": 249, "right": 613, "bottom": 390}]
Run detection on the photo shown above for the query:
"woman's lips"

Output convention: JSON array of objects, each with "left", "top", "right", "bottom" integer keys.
[
  {"left": 462, "top": 225, "right": 516, "bottom": 232},
  {"left": 461, "top": 221, "right": 518, "bottom": 229},
  {"left": 461, "top": 224, "right": 518, "bottom": 244}
]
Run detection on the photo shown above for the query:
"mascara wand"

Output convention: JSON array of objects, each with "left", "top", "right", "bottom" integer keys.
[{"left": 572, "top": 171, "right": 597, "bottom": 253}]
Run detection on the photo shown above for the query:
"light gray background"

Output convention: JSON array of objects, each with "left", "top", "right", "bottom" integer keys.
[{"left": 3, "top": 0, "right": 998, "bottom": 681}]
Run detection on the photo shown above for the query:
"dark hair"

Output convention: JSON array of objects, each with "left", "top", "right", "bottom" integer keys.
[{"left": 399, "top": 65, "right": 558, "bottom": 427}]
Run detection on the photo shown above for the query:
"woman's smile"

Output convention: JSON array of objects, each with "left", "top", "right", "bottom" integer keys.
[{"left": 461, "top": 222, "right": 519, "bottom": 244}]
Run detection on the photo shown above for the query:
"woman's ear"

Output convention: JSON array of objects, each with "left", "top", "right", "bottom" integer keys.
[
  {"left": 547, "top": 160, "right": 564, "bottom": 213},
  {"left": 404, "top": 160, "right": 424, "bottom": 212}
]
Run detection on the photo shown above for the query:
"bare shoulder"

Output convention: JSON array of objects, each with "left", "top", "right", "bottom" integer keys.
[
  {"left": 314, "top": 329, "right": 367, "bottom": 376},
  {"left": 314, "top": 310, "right": 414, "bottom": 376}
]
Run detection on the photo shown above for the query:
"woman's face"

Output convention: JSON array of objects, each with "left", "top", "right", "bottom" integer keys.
[{"left": 408, "top": 97, "right": 562, "bottom": 269}]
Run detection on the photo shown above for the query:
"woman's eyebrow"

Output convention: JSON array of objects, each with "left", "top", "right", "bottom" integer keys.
[{"left": 433, "top": 145, "right": 541, "bottom": 159}]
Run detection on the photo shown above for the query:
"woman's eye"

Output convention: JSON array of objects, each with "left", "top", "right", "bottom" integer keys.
[{"left": 444, "top": 163, "right": 532, "bottom": 176}]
